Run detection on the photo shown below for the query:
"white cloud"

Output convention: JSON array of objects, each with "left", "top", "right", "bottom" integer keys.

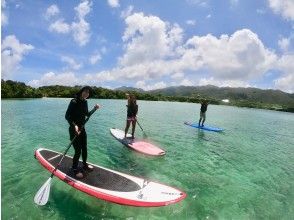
[
  {"left": 72, "top": 19, "right": 91, "bottom": 46},
  {"left": 180, "top": 78, "right": 194, "bottom": 86},
  {"left": 84, "top": 70, "right": 116, "bottom": 82},
  {"left": 2, "top": 12, "right": 8, "bottom": 26},
  {"left": 186, "top": 20, "right": 196, "bottom": 25},
  {"left": 278, "top": 37, "right": 290, "bottom": 51},
  {"left": 183, "top": 29, "right": 277, "bottom": 80},
  {"left": 49, "top": 19, "right": 70, "bottom": 33},
  {"left": 1, "top": 0, "right": 8, "bottom": 26},
  {"left": 89, "top": 52, "right": 101, "bottom": 65},
  {"left": 171, "top": 72, "right": 184, "bottom": 79},
  {"left": 71, "top": 0, "right": 92, "bottom": 46},
  {"left": 199, "top": 77, "right": 251, "bottom": 87},
  {"left": 277, "top": 54, "right": 294, "bottom": 74},
  {"left": 121, "top": 5, "right": 134, "bottom": 18},
  {"left": 135, "top": 80, "right": 167, "bottom": 91},
  {"left": 61, "top": 56, "right": 82, "bottom": 70},
  {"left": 45, "top": 4, "right": 60, "bottom": 19},
  {"left": 1, "top": 35, "right": 34, "bottom": 79},
  {"left": 268, "top": 0, "right": 294, "bottom": 21},
  {"left": 206, "top": 14, "right": 211, "bottom": 19},
  {"left": 69, "top": 19, "right": 276, "bottom": 87},
  {"left": 108, "top": 0, "right": 120, "bottom": 8},
  {"left": 120, "top": 12, "right": 183, "bottom": 66},
  {"left": 274, "top": 54, "right": 294, "bottom": 92},
  {"left": 186, "top": 0, "right": 209, "bottom": 8},
  {"left": 33, "top": 10, "right": 292, "bottom": 92},
  {"left": 83, "top": 61, "right": 177, "bottom": 84},
  {"left": 47, "top": 0, "right": 92, "bottom": 46},
  {"left": 28, "top": 72, "right": 80, "bottom": 87},
  {"left": 75, "top": 0, "right": 92, "bottom": 19},
  {"left": 274, "top": 74, "right": 294, "bottom": 93}
]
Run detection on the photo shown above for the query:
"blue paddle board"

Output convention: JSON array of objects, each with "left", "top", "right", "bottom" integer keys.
[{"left": 184, "top": 122, "right": 224, "bottom": 132}]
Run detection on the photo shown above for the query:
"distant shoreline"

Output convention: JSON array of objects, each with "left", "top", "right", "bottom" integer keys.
[
  {"left": 2, "top": 79, "right": 294, "bottom": 113},
  {"left": 2, "top": 97, "right": 293, "bottom": 113}
]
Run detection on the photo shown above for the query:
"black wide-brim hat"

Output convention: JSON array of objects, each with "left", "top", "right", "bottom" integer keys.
[{"left": 76, "top": 86, "right": 93, "bottom": 99}]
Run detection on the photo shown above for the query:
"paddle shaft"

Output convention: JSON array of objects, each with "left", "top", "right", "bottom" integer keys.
[
  {"left": 136, "top": 120, "right": 144, "bottom": 132},
  {"left": 50, "top": 108, "right": 97, "bottom": 178},
  {"left": 136, "top": 120, "right": 148, "bottom": 138},
  {"left": 50, "top": 135, "right": 77, "bottom": 178}
]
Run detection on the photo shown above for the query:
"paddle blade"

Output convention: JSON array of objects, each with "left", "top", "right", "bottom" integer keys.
[{"left": 34, "top": 178, "right": 52, "bottom": 206}]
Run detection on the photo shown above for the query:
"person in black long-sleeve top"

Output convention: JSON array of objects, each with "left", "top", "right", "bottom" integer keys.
[
  {"left": 124, "top": 93, "right": 138, "bottom": 139},
  {"left": 65, "top": 86, "right": 100, "bottom": 179}
]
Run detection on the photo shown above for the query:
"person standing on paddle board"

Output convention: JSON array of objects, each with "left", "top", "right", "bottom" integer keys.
[
  {"left": 198, "top": 99, "right": 208, "bottom": 127},
  {"left": 124, "top": 93, "right": 138, "bottom": 139},
  {"left": 65, "top": 86, "right": 100, "bottom": 179}
]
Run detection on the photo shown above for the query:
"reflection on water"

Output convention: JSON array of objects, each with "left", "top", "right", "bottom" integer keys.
[{"left": 197, "top": 129, "right": 206, "bottom": 140}]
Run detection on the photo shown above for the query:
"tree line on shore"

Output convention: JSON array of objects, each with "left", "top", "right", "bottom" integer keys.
[
  {"left": 1, "top": 79, "right": 293, "bottom": 112},
  {"left": 1, "top": 79, "right": 216, "bottom": 103}
]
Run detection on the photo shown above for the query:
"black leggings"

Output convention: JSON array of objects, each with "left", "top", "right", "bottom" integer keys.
[{"left": 69, "top": 127, "right": 87, "bottom": 170}]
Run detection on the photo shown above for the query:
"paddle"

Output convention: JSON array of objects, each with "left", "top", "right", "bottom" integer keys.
[
  {"left": 34, "top": 107, "right": 97, "bottom": 206},
  {"left": 136, "top": 119, "right": 148, "bottom": 138}
]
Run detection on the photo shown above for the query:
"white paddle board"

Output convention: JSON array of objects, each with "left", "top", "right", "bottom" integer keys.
[{"left": 34, "top": 148, "right": 185, "bottom": 207}]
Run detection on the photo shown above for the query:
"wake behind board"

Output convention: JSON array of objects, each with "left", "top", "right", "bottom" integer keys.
[
  {"left": 34, "top": 148, "right": 185, "bottom": 207},
  {"left": 184, "top": 122, "right": 224, "bottom": 132},
  {"left": 110, "top": 128, "right": 165, "bottom": 156}
]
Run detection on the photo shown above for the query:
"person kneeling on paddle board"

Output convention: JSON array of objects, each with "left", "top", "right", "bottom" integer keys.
[
  {"left": 65, "top": 86, "right": 100, "bottom": 179},
  {"left": 198, "top": 99, "right": 208, "bottom": 127},
  {"left": 124, "top": 94, "right": 138, "bottom": 139}
]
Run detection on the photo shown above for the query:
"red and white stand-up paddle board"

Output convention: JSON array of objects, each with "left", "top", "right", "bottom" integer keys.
[
  {"left": 34, "top": 148, "right": 185, "bottom": 207},
  {"left": 110, "top": 128, "right": 165, "bottom": 156}
]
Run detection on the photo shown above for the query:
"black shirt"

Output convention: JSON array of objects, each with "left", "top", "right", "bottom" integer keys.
[
  {"left": 127, "top": 104, "right": 138, "bottom": 117},
  {"left": 65, "top": 98, "right": 89, "bottom": 127},
  {"left": 200, "top": 103, "right": 208, "bottom": 113}
]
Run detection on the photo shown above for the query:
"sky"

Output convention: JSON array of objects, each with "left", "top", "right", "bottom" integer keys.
[{"left": 1, "top": 0, "right": 294, "bottom": 93}]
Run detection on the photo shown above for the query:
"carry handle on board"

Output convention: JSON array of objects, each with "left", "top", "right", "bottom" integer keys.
[{"left": 34, "top": 107, "right": 97, "bottom": 206}]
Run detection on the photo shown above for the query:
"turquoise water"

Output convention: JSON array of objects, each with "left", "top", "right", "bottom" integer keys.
[{"left": 2, "top": 98, "right": 294, "bottom": 220}]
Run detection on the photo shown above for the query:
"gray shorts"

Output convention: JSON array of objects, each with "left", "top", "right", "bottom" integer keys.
[{"left": 200, "top": 111, "right": 206, "bottom": 120}]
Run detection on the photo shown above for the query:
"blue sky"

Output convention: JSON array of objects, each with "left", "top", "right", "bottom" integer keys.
[{"left": 1, "top": 0, "right": 294, "bottom": 93}]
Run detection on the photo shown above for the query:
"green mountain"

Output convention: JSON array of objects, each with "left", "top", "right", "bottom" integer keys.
[
  {"left": 149, "top": 85, "right": 294, "bottom": 106},
  {"left": 115, "top": 86, "right": 145, "bottom": 93}
]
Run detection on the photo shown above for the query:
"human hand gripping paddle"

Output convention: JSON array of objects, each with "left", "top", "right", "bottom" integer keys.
[{"left": 34, "top": 105, "right": 99, "bottom": 206}]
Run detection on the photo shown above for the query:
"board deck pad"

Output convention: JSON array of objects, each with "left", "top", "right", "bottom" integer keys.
[
  {"left": 39, "top": 149, "right": 140, "bottom": 191},
  {"left": 35, "top": 148, "right": 185, "bottom": 206},
  {"left": 184, "top": 122, "right": 224, "bottom": 132},
  {"left": 110, "top": 128, "right": 165, "bottom": 156}
]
